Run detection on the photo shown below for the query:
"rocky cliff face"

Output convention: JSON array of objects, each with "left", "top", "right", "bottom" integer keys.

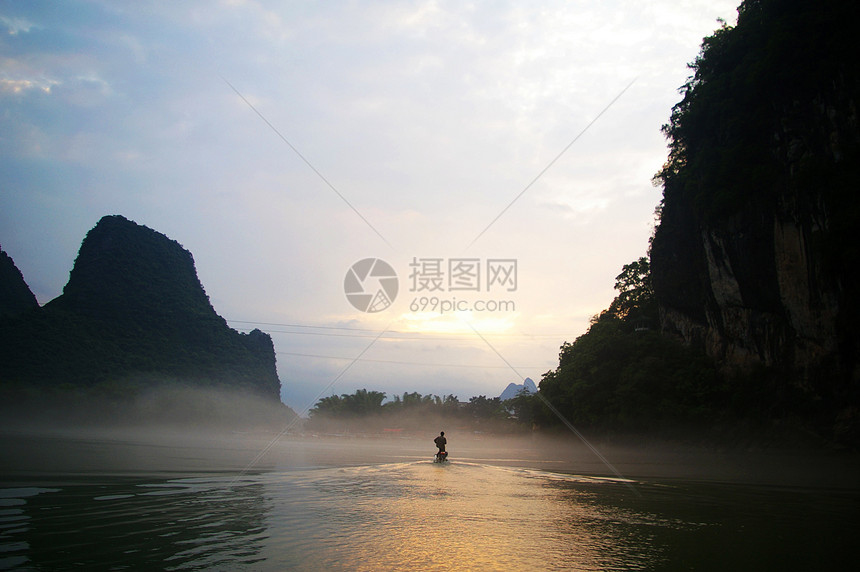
[
  {"left": 52, "top": 214, "right": 217, "bottom": 322},
  {"left": 649, "top": 0, "right": 859, "bottom": 437},
  {"left": 0, "top": 215, "right": 281, "bottom": 402},
  {"left": 0, "top": 248, "right": 38, "bottom": 320},
  {"left": 653, "top": 172, "right": 848, "bottom": 382}
]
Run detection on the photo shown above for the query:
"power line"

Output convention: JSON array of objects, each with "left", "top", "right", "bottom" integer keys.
[
  {"left": 466, "top": 77, "right": 637, "bottom": 250},
  {"left": 227, "top": 319, "right": 574, "bottom": 340},
  {"left": 229, "top": 320, "right": 381, "bottom": 332},
  {"left": 254, "top": 329, "right": 558, "bottom": 343},
  {"left": 276, "top": 350, "right": 551, "bottom": 370}
]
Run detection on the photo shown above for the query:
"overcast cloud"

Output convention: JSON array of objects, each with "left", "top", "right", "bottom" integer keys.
[{"left": 1, "top": 0, "right": 738, "bottom": 411}]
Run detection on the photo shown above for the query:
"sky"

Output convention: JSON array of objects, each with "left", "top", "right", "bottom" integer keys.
[{"left": 1, "top": 0, "right": 739, "bottom": 413}]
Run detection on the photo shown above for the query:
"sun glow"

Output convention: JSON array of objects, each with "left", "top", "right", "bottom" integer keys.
[{"left": 398, "top": 311, "right": 518, "bottom": 336}]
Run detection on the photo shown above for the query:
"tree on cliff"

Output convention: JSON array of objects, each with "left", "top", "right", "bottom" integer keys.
[
  {"left": 533, "top": 259, "right": 722, "bottom": 433},
  {"left": 600, "top": 257, "right": 656, "bottom": 326},
  {"left": 649, "top": 0, "right": 860, "bottom": 443},
  {"left": 653, "top": 0, "right": 859, "bottom": 219}
]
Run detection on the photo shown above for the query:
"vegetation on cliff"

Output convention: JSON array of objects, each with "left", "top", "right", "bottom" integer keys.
[
  {"left": 0, "top": 248, "right": 38, "bottom": 320},
  {"left": 649, "top": 0, "right": 859, "bottom": 444},
  {"left": 0, "top": 216, "right": 286, "bottom": 422},
  {"left": 510, "top": 259, "right": 725, "bottom": 436},
  {"left": 522, "top": 0, "right": 860, "bottom": 445},
  {"left": 653, "top": 0, "right": 859, "bottom": 220}
]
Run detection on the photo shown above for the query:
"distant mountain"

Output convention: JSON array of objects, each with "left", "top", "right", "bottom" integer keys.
[
  {"left": 0, "top": 248, "right": 38, "bottom": 320},
  {"left": 0, "top": 215, "right": 282, "bottom": 404},
  {"left": 499, "top": 377, "right": 536, "bottom": 401}
]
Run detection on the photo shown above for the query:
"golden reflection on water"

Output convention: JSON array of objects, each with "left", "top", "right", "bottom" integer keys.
[
  {"left": 4, "top": 455, "right": 858, "bottom": 570},
  {"left": 262, "top": 462, "right": 654, "bottom": 571}
]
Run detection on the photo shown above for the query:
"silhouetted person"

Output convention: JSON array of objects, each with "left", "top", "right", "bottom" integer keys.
[{"left": 434, "top": 431, "right": 447, "bottom": 461}]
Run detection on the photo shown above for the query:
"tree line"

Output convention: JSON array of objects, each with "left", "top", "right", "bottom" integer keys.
[{"left": 307, "top": 389, "right": 524, "bottom": 433}]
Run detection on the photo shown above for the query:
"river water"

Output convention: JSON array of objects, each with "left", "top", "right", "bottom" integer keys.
[{"left": 1, "top": 430, "right": 858, "bottom": 571}]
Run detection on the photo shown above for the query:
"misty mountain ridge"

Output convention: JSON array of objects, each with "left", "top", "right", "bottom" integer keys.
[{"left": 0, "top": 215, "right": 286, "bottom": 423}]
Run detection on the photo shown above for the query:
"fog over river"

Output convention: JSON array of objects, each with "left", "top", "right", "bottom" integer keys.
[{"left": 1, "top": 429, "right": 858, "bottom": 570}]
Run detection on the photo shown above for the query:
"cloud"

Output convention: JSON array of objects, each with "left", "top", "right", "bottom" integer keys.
[
  {"left": 0, "top": 0, "right": 740, "bottom": 410},
  {"left": 0, "top": 76, "right": 58, "bottom": 94},
  {"left": 1, "top": 15, "right": 38, "bottom": 35}
]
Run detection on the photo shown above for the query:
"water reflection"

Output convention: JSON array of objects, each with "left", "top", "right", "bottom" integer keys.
[
  {"left": 2, "top": 461, "right": 858, "bottom": 570},
  {"left": 1, "top": 477, "right": 270, "bottom": 570},
  {"left": 257, "top": 463, "right": 662, "bottom": 571}
]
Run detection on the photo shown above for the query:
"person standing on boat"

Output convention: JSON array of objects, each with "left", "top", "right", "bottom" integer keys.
[{"left": 434, "top": 431, "right": 447, "bottom": 460}]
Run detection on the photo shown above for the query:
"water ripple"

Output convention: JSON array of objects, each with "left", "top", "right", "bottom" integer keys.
[{"left": 1, "top": 461, "right": 857, "bottom": 570}]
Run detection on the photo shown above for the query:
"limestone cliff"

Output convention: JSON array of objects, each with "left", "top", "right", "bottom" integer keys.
[
  {"left": 649, "top": 0, "right": 859, "bottom": 438},
  {"left": 0, "top": 248, "right": 38, "bottom": 320},
  {"left": 0, "top": 215, "right": 281, "bottom": 402}
]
